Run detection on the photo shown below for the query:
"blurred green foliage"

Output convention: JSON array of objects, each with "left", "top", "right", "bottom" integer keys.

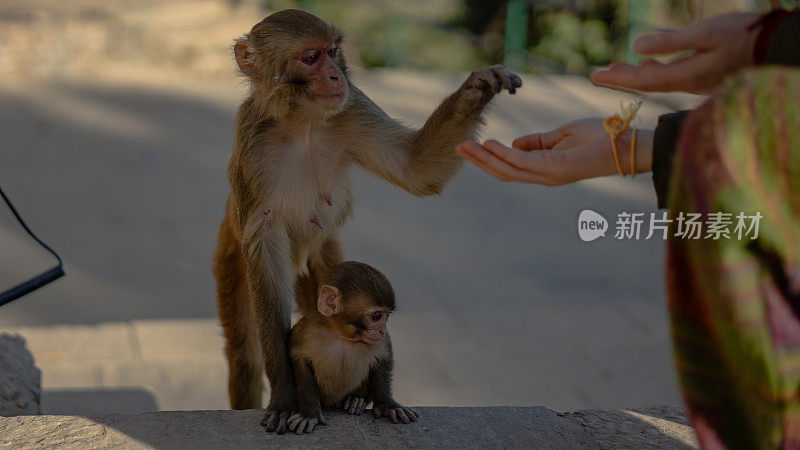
[
  {"left": 265, "top": 0, "right": 484, "bottom": 71},
  {"left": 259, "top": 0, "right": 799, "bottom": 74},
  {"left": 531, "top": 12, "right": 612, "bottom": 73}
]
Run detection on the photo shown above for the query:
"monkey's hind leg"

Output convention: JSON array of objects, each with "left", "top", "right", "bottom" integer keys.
[
  {"left": 294, "top": 273, "right": 318, "bottom": 319},
  {"left": 214, "top": 219, "right": 264, "bottom": 410},
  {"left": 295, "top": 236, "right": 343, "bottom": 316}
]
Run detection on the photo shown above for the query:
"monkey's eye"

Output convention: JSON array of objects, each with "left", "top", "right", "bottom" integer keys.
[
  {"left": 300, "top": 50, "right": 320, "bottom": 65},
  {"left": 327, "top": 46, "right": 338, "bottom": 58},
  {"left": 370, "top": 312, "right": 382, "bottom": 322}
]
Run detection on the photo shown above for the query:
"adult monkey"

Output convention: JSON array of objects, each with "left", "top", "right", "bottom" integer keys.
[{"left": 213, "top": 9, "right": 521, "bottom": 434}]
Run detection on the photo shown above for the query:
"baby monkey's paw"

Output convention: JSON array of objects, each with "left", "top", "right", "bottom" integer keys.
[
  {"left": 342, "top": 395, "right": 367, "bottom": 415},
  {"left": 287, "top": 409, "right": 326, "bottom": 435},
  {"left": 261, "top": 409, "right": 291, "bottom": 434},
  {"left": 372, "top": 403, "right": 419, "bottom": 424}
]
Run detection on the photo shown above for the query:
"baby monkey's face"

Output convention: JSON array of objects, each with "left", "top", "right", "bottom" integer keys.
[
  {"left": 349, "top": 304, "right": 390, "bottom": 345},
  {"left": 317, "top": 283, "right": 394, "bottom": 346},
  {"left": 317, "top": 261, "right": 396, "bottom": 346}
]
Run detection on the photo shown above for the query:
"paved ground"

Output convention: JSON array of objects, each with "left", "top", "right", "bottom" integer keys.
[
  {"left": 0, "top": 71, "right": 700, "bottom": 413},
  {"left": 0, "top": 406, "right": 697, "bottom": 449}
]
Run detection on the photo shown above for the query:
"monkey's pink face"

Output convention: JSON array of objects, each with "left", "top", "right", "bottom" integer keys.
[
  {"left": 293, "top": 42, "right": 349, "bottom": 112},
  {"left": 356, "top": 307, "right": 390, "bottom": 346}
]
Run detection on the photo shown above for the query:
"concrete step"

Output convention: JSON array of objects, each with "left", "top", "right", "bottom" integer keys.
[
  {"left": 0, "top": 406, "right": 696, "bottom": 449},
  {"left": 3, "top": 317, "right": 685, "bottom": 415}
]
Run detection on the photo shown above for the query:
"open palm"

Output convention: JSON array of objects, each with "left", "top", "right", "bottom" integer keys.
[{"left": 455, "top": 118, "right": 653, "bottom": 185}]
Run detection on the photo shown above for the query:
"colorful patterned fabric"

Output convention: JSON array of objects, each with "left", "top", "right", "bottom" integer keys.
[{"left": 667, "top": 68, "right": 800, "bottom": 449}]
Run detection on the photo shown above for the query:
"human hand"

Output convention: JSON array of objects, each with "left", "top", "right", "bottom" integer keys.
[
  {"left": 455, "top": 118, "right": 653, "bottom": 186},
  {"left": 591, "top": 12, "right": 759, "bottom": 94}
]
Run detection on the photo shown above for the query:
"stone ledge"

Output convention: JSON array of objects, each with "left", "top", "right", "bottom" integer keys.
[
  {"left": 0, "top": 333, "right": 41, "bottom": 416},
  {"left": 0, "top": 406, "right": 696, "bottom": 449}
]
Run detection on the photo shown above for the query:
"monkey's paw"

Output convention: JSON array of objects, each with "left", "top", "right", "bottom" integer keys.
[
  {"left": 261, "top": 409, "right": 292, "bottom": 434},
  {"left": 372, "top": 403, "right": 419, "bottom": 424},
  {"left": 468, "top": 65, "right": 522, "bottom": 95},
  {"left": 287, "top": 410, "right": 327, "bottom": 435},
  {"left": 342, "top": 395, "right": 367, "bottom": 415}
]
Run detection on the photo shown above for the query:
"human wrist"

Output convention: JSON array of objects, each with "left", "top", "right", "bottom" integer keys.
[{"left": 613, "top": 128, "right": 653, "bottom": 176}]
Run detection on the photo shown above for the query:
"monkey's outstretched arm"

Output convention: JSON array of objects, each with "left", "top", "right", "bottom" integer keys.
[{"left": 343, "top": 66, "right": 521, "bottom": 196}]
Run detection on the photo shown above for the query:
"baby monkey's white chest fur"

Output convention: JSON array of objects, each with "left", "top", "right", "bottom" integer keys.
[{"left": 295, "top": 324, "right": 388, "bottom": 407}]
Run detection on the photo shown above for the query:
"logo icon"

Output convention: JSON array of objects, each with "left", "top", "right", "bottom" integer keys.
[{"left": 578, "top": 209, "right": 608, "bottom": 242}]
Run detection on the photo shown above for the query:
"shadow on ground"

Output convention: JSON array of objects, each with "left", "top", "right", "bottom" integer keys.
[
  {"left": 43, "top": 387, "right": 159, "bottom": 416},
  {"left": 0, "top": 80, "right": 234, "bottom": 324}
]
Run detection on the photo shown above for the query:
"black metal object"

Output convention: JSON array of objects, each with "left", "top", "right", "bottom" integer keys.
[{"left": 0, "top": 184, "right": 64, "bottom": 307}]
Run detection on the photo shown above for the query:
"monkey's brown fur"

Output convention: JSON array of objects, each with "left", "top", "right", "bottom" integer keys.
[
  {"left": 287, "top": 261, "right": 415, "bottom": 434},
  {"left": 213, "top": 9, "right": 521, "bottom": 434}
]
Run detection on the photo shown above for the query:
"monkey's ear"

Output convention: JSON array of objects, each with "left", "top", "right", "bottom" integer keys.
[
  {"left": 234, "top": 37, "right": 258, "bottom": 76},
  {"left": 317, "top": 285, "right": 341, "bottom": 316}
]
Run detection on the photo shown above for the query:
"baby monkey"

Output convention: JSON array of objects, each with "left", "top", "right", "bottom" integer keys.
[{"left": 288, "top": 261, "right": 417, "bottom": 434}]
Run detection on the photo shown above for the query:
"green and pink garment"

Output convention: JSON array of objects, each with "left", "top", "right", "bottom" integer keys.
[{"left": 667, "top": 67, "right": 800, "bottom": 449}]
